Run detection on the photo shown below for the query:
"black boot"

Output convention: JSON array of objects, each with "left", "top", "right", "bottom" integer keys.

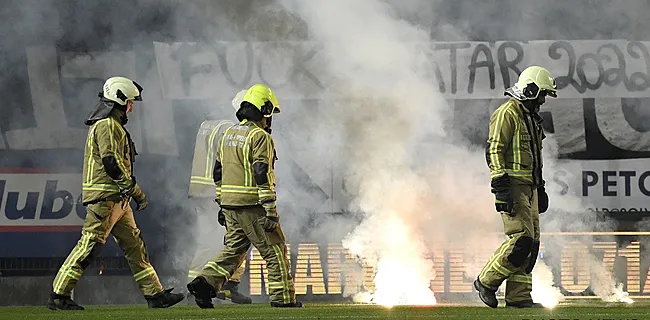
[
  {"left": 145, "top": 288, "right": 184, "bottom": 308},
  {"left": 506, "top": 300, "right": 545, "bottom": 308},
  {"left": 46, "top": 292, "right": 84, "bottom": 310},
  {"left": 474, "top": 278, "right": 498, "bottom": 308},
  {"left": 270, "top": 301, "right": 304, "bottom": 308},
  {"left": 215, "top": 281, "right": 252, "bottom": 304},
  {"left": 187, "top": 276, "right": 216, "bottom": 309}
]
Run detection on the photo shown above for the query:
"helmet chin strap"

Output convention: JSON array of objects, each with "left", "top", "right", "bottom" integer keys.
[{"left": 521, "top": 99, "right": 541, "bottom": 113}]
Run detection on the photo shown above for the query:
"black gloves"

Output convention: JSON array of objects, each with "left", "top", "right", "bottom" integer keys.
[
  {"left": 538, "top": 186, "right": 549, "bottom": 213},
  {"left": 491, "top": 174, "right": 513, "bottom": 215},
  {"left": 127, "top": 183, "right": 147, "bottom": 211},
  {"left": 218, "top": 208, "right": 226, "bottom": 227},
  {"left": 122, "top": 177, "right": 147, "bottom": 211},
  {"left": 263, "top": 216, "right": 279, "bottom": 232},
  {"left": 133, "top": 192, "right": 148, "bottom": 211}
]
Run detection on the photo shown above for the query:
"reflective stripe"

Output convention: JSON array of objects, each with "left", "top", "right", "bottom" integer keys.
[
  {"left": 512, "top": 121, "right": 521, "bottom": 171},
  {"left": 510, "top": 274, "right": 533, "bottom": 284},
  {"left": 54, "top": 233, "right": 92, "bottom": 293},
  {"left": 243, "top": 128, "right": 264, "bottom": 187},
  {"left": 107, "top": 118, "right": 131, "bottom": 178},
  {"left": 259, "top": 190, "right": 276, "bottom": 199},
  {"left": 490, "top": 169, "right": 532, "bottom": 179},
  {"left": 220, "top": 185, "right": 259, "bottom": 195},
  {"left": 488, "top": 107, "right": 509, "bottom": 173},
  {"left": 491, "top": 260, "right": 512, "bottom": 277},
  {"left": 82, "top": 183, "right": 120, "bottom": 192},
  {"left": 268, "top": 282, "right": 285, "bottom": 289},
  {"left": 85, "top": 126, "right": 97, "bottom": 184},
  {"left": 271, "top": 244, "right": 291, "bottom": 304},
  {"left": 190, "top": 176, "right": 215, "bottom": 186},
  {"left": 134, "top": 267, "right": 156, "bottom": 282},
  {"left": 205, "top": 121, "right": 231, "bottom": 179},
  {"left": 480, "top": 242, "right": 511, "bottom": 281},
  {"left": 205, "top": 262, "right": 231, "bottom": 278},
  {"left": 187, "top": 270, "right": 201, "bottom": 279}
]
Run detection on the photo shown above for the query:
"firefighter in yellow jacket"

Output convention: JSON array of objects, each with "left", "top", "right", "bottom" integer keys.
[
  {"left": 187, "top": 84, "right": 302, "bottom": 308},
  {"left": 186, "top": 93, "right": 251, "bottom": 304},
  {"left": 46, "top": 77, "right": 184, "bottom": 310},
  {"left": 474, "top": 66, "right": 556, "bottom": 309}
]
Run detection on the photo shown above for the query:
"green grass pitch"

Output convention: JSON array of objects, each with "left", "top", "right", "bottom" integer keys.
[{"left": 1, "top": 300, "right": 647, "bottom": 320}]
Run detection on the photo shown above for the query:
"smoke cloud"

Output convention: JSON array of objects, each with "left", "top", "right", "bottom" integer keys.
[
  {"left": 273, "top": 0, "right": 505, "bottom": 306},
  {"left": 1, "top": 0, "right": 649, "bottom": 307}
]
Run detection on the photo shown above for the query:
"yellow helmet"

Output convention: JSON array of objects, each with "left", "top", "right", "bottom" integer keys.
[
  {"left": 101, "top": 76, "right": 143, "bottom": 106},
  {"left": 506, "top": 66, "right": 557, "bottom": 100},
  {"left": 241, "top": 84, "right": 280, "bottom": 117}
]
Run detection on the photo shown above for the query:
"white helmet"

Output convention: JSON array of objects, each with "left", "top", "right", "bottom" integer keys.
[
  {"left": 231, "top": 89, "right": 247, "bottom": 111},
  {"left": 102, "top": 76, "right": 143, "bottom": 106},
  {"left": 505, "top": 66, "right": 557, "bottom": 100}
]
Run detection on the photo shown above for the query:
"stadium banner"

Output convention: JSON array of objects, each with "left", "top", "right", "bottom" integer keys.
[
  {"left": 152, "top": 40, "right": 650, "bottom": 100},
  {"left": 551, "top": 158, "right": 650, "bottom": 216},
  {"left": 0, "top": 171, "right": 83, "bottom": 231},
  {"left": 244, "top": 237, "right": 650, "bottom": 299}
]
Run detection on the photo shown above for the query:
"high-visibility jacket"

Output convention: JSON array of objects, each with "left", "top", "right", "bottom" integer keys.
[
  {"left": 214, "top": 120, "right": 278, "bottom": 216},
  {"left": 188, "top": 119, "right": 235, "bottom": 198},
  {"left": 82, "top": 109, "right": 144, "bottom": 204},
  {"left": 485, "top": 98, "right": 545, "bottom": 187}
]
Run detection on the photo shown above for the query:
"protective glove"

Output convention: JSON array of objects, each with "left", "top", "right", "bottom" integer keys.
[
  {"left": 133, "top": 190, "right": 148, "bottom": 211},
  {"left": 537, "top": 186, "right": 549, "bottom": 213},
  {"left": 491, "top": 175, "right": 513, "bottom": 215},
  {"left": 124, "top": 182, "right": 148, "bottom": 211},
  {"left": 262, "top": 216, "right": 279, "bottom": 232},
  {"left": 218, "top": 208, "right": 226, "bottom": 227}
]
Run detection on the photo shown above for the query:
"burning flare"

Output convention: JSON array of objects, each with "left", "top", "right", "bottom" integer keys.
[{"left": 343, "top": 211, "right": 437, "bottom": 307}]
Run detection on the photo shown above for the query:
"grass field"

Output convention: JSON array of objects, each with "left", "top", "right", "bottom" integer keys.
[{"left": 2, "top": 300, "right": 648, "bottom": 320}]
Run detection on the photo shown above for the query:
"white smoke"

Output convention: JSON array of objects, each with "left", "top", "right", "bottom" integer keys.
[
  {"left": 276, "top": 0, "right": 503, "bottom": 306},
  {"left": 539, "top": 134, "right": 632, "bottom": 304}
]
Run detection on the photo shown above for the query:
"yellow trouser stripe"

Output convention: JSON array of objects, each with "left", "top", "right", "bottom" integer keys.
[
  {"left": 271, "top": 244, "right": 291, "bottom": 304},
  {"left": 54, "top": 233, "right": 92, "bottom": 294},
  {"left": 187, "top": 270, "right": 201, "bottom": 279},
  {"left": 268, "top": 282, "right": 285, "bottom": 288},
  {"left": 134, "top": 267, "right": 156, "bottom": 282},
  {"left": 491, "top": 260, "right": 513, "bottom": 277},
  {"left": 510, "top": 274, "right": 533, "bottom": 284},
  {"left": 206, "top": 262, "right": 231, "bottom": 278},
  {"left": 480, "top": 241, "right": 511, "bottom": 282}
]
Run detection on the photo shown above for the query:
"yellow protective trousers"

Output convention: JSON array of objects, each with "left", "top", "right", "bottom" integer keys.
[
  {"left": 478, "top": 184, "right": 540, "bottom": 303},
  {"left": 52, "top": 198, "right": 164, "bottom": 297},
  {"left": 187, "top": 199, "right": 246, "bottom": 283},
  {"left": 197, "top": 206, "right": 295, "bottom": 304}
]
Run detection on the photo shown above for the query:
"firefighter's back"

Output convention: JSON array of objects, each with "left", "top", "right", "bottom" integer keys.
[{"left": 218, "top": 120, "right": 267, "bottom": 207}]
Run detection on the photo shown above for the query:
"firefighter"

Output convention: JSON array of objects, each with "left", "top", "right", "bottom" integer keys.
[
  {"left": 186, "top": 84, "right": 302, "bottom": 308},
  {"left": 46, "top": 76, "right": 184, "bottom": 310},
  {"left": 474, "top": 66, "right": 556, "bottom": 309},
  {"left": 185, "top": 91, "right": 252, "bottom": 304}
]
